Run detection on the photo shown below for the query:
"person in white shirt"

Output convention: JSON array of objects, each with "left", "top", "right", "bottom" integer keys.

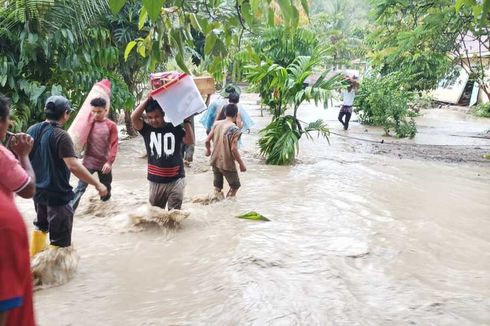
[{"left": 338, "top": 77, "right": 358, "bottom": 130}]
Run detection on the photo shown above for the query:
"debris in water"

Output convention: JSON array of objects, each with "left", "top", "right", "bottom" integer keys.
[
  {"left": 346, "top": 252, "right": 370, "bottom": 259},
  {"left": 237, "top": 211, "right": 270, "bottom": 221},
  {"left": 191, "top": 192, "right": 225, "bottom": 205},
  {"left": 31, "top": 246, "right": 80, "bottom": 289},
  {"left": 80, "top": 194, "right": 146, "bottom": 218},
  {"left": 128, "top": 204, "right": 190, "bottom": 229}
]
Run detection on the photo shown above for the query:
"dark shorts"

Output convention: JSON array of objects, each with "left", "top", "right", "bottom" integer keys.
[
  {"left": 33, "top": 202, "right": 74, "bottom": 247},
  {"left": 340, "top": 105, "right": 353, "bottom": 114},
  {"left": 213, "top": 166, "right": 241, "bottom": 190}
]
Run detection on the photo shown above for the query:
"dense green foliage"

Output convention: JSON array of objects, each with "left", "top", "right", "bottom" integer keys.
[
  {"left": 369, "top": 0, "right": 489, "bottom": 98},
  {"left": 358, "top": 0, "right": 490, "bottom": 139},
  {"left": 309, "top": 0, "right": 370, "bottom": 70},
  {"left": 368, "top": 0, "right": 455, "bottom": 92},
  {"left": 0, "top": 0, "right": 145, "bottom": 131},
  {"left": 355, "top": 73, "right": 417, "bottom": 138},
  {"left": 111, "top": 0, "right": 311, "bottom": 80},
  {"left": 1, "top": 0, "right": 311, "bottom": 131}
]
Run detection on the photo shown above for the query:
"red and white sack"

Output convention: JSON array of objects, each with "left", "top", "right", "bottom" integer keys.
[{"left": 68, "top": 79, "right": 111, "bottom": 154}]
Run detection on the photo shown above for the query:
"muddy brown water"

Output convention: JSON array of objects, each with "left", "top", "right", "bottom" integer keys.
[{"left": 15, "top": 95, "right": 490, "bottom": 325}]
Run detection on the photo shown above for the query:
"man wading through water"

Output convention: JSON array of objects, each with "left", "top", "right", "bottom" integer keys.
[
  {"left": 27, "top": 96, "right": 107, "bottom": 256},
  {"left": 131, "top": 96, "right": 194, "bottom": 210},
  {"left": 338, "top": 77, "right": 359, "bottom": 130}
]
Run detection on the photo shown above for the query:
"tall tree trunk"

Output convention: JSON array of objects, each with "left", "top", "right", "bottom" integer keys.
[{"left": 124, "top": 111, "right": 136, "bottom": 136}]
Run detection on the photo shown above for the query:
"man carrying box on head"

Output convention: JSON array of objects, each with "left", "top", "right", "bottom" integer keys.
[{"left": 131, "top": 95, "right": 194, "bottom": 210}]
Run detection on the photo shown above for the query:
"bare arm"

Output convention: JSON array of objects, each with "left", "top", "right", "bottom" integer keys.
[
  {"left": 231, "top": 139, "right": 246, "bottom": 172},
  {"left": 183, "top": 121, "right": 194, "bottom": 145},
  {"left": 63, "top": 157, "right": 107, "bottom": 196},
  {"left": 130, "top": 97, "right": 150, "bottom": 131},
  {"left": 204, "top": 128, "right": 214, "bottom": 157},
  {"left": 236, "top": 111, "right": 243, "bottom": 129},
  {"left": 16, "top": 155, "right": 36, "bottom": 199}
]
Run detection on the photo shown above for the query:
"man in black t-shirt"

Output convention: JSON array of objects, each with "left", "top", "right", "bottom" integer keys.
[
  {"left": 27, "top": 96, "right": 107, "bottom": 256},
  {"left": 131, "top": 96, "right": 194, "bottom": 209}
]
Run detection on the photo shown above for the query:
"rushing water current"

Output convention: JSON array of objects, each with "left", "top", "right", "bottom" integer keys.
[{"left": 15, "top": 95, "right": 490, "bottom": 325}]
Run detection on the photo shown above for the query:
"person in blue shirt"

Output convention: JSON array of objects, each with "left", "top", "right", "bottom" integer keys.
[{"left": 200, "top": 85, "right": 254, "bottom": 134}]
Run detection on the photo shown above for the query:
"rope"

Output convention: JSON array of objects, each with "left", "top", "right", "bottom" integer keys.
[
  {"left": 295, "top": 118, "right": 490, "bottom": 147},
  {"left": 328, "top": 131, "right": 490, "bottom": 147}
]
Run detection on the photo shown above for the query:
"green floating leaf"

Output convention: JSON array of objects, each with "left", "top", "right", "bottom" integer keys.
[{"left": 237, "top": 211, "right": 270, "bottom": 222}]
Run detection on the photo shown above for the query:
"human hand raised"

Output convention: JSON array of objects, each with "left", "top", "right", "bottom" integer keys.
[{"left": 9, "top": 133, "right": 33, "bottom": 157}]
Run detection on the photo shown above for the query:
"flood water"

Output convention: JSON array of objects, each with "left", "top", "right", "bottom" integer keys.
[{"left": 15, "top": 95, "right": 490, "bottom": 325}]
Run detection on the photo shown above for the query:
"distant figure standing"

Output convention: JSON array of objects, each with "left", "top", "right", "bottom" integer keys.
[
  {"left": 205, "top": 104, "right": 246, "bottom": 198},
  {"left": 338, "top": 77, "right": 358, "bottom": 130}
]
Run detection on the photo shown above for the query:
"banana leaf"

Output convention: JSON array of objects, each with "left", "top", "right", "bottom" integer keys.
[{"left": 237, "top": 211, "right": 270, "bottom": 222}]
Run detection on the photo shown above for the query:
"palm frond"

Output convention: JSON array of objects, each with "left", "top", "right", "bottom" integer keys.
[{"left": 303, "top": 119, "right": 330, "bottom": 143}]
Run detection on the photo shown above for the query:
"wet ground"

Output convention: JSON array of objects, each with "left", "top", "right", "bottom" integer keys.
[{"left": 15, "top": 94, "right": 490, "bottom": 325}]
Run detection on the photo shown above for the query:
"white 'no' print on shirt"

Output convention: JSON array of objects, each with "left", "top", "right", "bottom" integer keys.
[{"left": 149, "top": 132, "right": 175, "bottom": 158}]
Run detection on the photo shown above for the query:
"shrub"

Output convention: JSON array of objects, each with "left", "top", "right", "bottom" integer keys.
[
  {"left": 354, "top": 73, "right": 417, "bottom": 138},
  {"left": 473, "top": 102, "right": 490, "bottom": 118},
  {"left": 409, "top": 93, "right": 433, "bottom": 112}
]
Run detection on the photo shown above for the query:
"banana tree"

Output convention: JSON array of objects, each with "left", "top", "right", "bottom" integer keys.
[{"left": 246, "top": 48, "right": 343, "bottom": 165}]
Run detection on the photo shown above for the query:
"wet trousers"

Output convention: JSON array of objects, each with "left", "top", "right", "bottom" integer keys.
[
  {"left": 33, "top": 203, "right": 74, "bottom": 247},
  {"left": 71, "top": 169, "right": 112, "bottom": 211}
]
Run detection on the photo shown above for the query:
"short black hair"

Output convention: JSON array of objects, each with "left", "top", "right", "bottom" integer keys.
[
  {"left": 224, "top": 103, "right": 238, "bottom": 117},
  {"left": 228, "top": 92, "right": 240, "bottom": 104},
  {"left": 45, "top": 101, "right": 66, "bottom": 120},
  {"left": 90, "top": 97, "right": 107, "bottom": 108},
  {"left": 0, "top": 93, "right": 10, "bottom": 121},
  {"left": 145, "top": 99, "right": 164, "bottom": 114}
]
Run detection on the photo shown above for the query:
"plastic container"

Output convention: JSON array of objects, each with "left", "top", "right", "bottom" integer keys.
[
  {"left": 150, "top": 73, "right": 207, "bottom": 126},
  {"left": 68, "top": 79, "right": 111, "bottom": 154},
  {"left": 150, "top": 71, "right": 180, "bottom": 90}
]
